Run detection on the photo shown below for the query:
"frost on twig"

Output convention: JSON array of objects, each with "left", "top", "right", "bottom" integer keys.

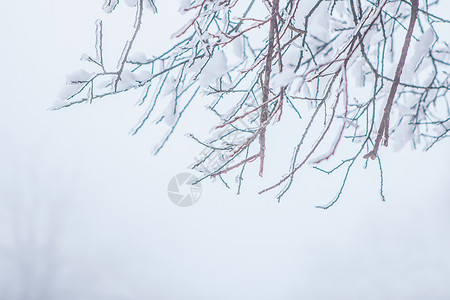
[{"left": 55, "top": 0, "right": 450, "bottom": 207}]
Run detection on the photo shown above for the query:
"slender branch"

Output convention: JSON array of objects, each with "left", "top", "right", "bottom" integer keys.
[
  {"left": 259, "top": 0, "right": 279, "bottom": 177},
  {"left": 364, "top": 0, "right": 419, "bottom": 159},
  {"left": 113, "top": 0, "right": 144, "bottom": 92}
]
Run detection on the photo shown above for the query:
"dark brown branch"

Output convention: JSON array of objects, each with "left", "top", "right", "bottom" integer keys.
[
  {"left": 364, "top": 0, "right": 419, "bottom": 160},
  {"left": 259, "top": 0, "right": 279, "bottom": 177}
]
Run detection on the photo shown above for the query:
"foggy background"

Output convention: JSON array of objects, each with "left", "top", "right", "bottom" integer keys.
[{"left": 1, "top": 0, "right": 449, "bottom": 299}]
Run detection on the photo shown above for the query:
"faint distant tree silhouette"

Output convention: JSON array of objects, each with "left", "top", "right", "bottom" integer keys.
[
  {"left": 0, "top": 183, "right": 123, "bottom": 299},
  {"left": 54, "top": 0, "right": 450, "bottom": 208},
  {"left": 0, "top": 187, "right": 63, "bottom": 300}
]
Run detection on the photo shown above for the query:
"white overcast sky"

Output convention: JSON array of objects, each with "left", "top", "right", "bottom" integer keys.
[{"left": 0, "top": 1, "right": 450, "bottom": 299}]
